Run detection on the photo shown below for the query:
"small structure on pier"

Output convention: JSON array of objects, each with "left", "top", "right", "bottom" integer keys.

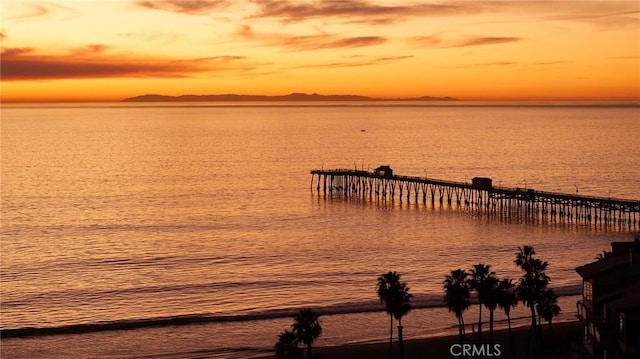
[
  {"left": 472, "top": 177, "right": 493, "bottom": 189},
  {"left": 374, "top": 165, "right": 393, "bottom": 178}
]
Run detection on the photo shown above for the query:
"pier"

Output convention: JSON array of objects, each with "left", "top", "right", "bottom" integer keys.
[{"left": 310, "top": 167, "right": 640, "bottom": 228}]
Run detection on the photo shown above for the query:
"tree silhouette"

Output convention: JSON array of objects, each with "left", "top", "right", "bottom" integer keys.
[
  {"left": 596, "top": 250, "right": 613, "bottom": 260},
  {"left": 292, "top": 308, "right": 322, "bottom": 359},
  {"left": 392, "top": 280, "right": 412, "bottom": 359},
  {"left": 536, "top": 288, "right": 561, "bottom": 338},
  {"left": 378, "top": 271, "right": 399, "bottom": 359},
  {"left": 444, "top": 269, "right": 471, "bottom": 344},
  {"left": 377, "top": 271, "right": 412, "bottom": 359},
  {"left": 469, "top": 263, "right": 495, "bottom": 342},
  {"left": 483, "top": 275, "right": 500, "bottom": 346},
  {"left": 515, "top": 246, "right": 550, "bottom": 358},
  {"left": 274, "top": 329, "right": 300, "bottom": 359},
  {"left": 497, "top": 278, "right": 518, "bottom": 359}
]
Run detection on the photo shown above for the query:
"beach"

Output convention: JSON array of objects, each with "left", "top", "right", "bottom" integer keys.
[
  {"left": 1, "top": 319, "right": 582, "bottom": 359},
  {"left": 287, "top": 321, "right": 581, "bottom": 359}
]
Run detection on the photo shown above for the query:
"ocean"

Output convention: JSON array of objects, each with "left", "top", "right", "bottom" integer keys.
[{"left": 1, "top": 102, "right": 639, "bottom": 358}]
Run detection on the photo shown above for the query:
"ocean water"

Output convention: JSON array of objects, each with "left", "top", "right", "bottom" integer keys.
[{"left": 1, "top": 103, "right": 639, "bottom": 358}]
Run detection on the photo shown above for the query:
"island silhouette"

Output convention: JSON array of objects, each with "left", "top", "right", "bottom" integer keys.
[{"left": 122, "top": 93, "right": 458, "bottom": 102}]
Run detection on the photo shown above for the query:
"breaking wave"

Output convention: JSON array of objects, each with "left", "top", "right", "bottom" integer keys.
[{"left": 1, "top": 284, "right": 581, "bottom": 339}]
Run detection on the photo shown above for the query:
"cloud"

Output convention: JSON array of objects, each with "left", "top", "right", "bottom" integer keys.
[
  {"left": 6, "top": 2, "right": 81, "bottom": 20},
  {"left": 608, "top": 55, "right": 640, "bottom": 60},
  {"left": 249, "top": 1, "right": 639, "bottom": 30},
  {"left": 7, "top": 3, "right": 49, "bottom": 19},
  {"left": 452, "top": 36, "right": 521, "bottom": 48},
  {"left": 1, "top": 46, "right": 250, "bottom": 80},
  {"left": 136, "top": 0, "right": 230, "bottom": 15},
  {"left": 540, "top": 3, "right": 640, "bottom": 28},
  {"left": 69, "top": 44, "right": 110, "bottom": 56},
  {"left": 250, "top": 0, "right": 485, "bottom": 24},
  {"left": 442, "top": 60, "right": 574, "bottom": 69},
  {"left": 410, "top": 34, "right": 522, "bottom": 48},
  {"left": 441, "top": 61, "right": 516, "bottom": 69},
  {"left": 119, "top": 31, "right": 185, "bottom": 46},
  {"left": 408, "top": 34, "right": 443, "bottom": 47},
  {"left": 292, "top": 55, "right": 413, "bottom": 69},
  {"left": 487, "top": 1, "right": 640, "bottom": 29},
  {"left": 237, "top": 25, "right": 386, "bottom": 50}
]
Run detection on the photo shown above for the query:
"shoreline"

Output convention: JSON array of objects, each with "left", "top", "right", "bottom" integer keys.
[
  {"left": 1, "top": 301, "right": 583, "bottom": 359},
  {"left": 260, "top": 321, "right": 582, "bottom": 359}
]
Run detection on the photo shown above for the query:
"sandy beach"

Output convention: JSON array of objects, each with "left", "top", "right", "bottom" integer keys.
[{"left": 264, "top": 321, "right": 581, "bottom": 359}]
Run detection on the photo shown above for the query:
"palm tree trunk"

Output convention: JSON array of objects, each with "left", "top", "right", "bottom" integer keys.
[
  {"left": 489, "top": 309, "right": 494, "bottom": 346},
  {"left": 457, "top": 315, "right": 464, "bottom": 344},
  {"left": 461, "top": 314, "right": 466, "bottom": 344},
  {"left": 527, "top": 304, "right": 536, "bottom": 359},
  {"left": 507, "top": 313, "right": 516, "bottom": 359},
  {"left": 307, "top": 343, "right": 312, "bottom": 359},
  {"left": 478, "top": 302, "right": 483, "bottom": 341},
  {"left": 537, "top": 312, "right": 542, "bottom": 341},
  {"left": 389, "top": 313, "right": 393, "bottom": 359},
  {"left": 548, "top": 318, "right": 553, "bottom": 339},
  {"left": 398, "top": 318, "right": 404, "bottom": 359}
]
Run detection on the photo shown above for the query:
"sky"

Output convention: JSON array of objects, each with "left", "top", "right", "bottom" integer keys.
[{"left": 1, "top": 0, "right": 639, "bottom": 102}]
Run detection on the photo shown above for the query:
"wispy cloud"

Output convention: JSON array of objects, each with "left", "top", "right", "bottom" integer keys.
[
  {"left": 136, "top": 0, "right": 230, "bottom": 15},
  {"left": 608, "top": 55, "right": 640, "bottom": 60},
  {"left": 452, "top": 36, "right": 521, "bottom": 48},
  {"left": 236, "top": 25, "right": 386, "bottom": 50},
  {"left": 7, "top": 3, "right": 49, "bottom": 19},
  {"left": 1, "top": 46, "right": 250, "bottom": 80},
  {"left": 119, "top": 31, "right": 185, "bottom": 46},
  {"left": 441, "top": 60, "right": 574, "bottom": 69},
  {"left": 6, "top": 2, "right": 81, "bottom": 20},
  {"left": 410, "top": 34, "right": 522, "bottom": 48},
  {"left": 249, "top": 1, "right": 639, "bottom": 31},
  {"left": 486, "top": 1, "right": 640, "bottom": 29},
  {"left": 249, "top": 0, "right": 485, "bottom": 24},
  {"left": 542, "top": 4, "right": 640, "bottom": 28},
  {"left": 291, "top": 55, "right": 413, "bottom": 69}
]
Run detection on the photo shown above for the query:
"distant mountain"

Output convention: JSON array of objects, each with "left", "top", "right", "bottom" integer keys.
[{"left": 122, "top": 92, "right": 458, "bottom": 102}]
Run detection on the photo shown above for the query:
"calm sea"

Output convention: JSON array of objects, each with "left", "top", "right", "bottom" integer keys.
[{"left": 1, "top": 103, "right": 639, "bottom": 358}]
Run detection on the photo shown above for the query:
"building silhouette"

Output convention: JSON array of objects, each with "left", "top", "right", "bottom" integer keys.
[{"left": 575, "top": 238, "right": 640, "bottom": 359}]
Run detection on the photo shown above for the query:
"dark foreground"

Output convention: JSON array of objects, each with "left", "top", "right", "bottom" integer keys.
[{"left": 267, "top": 321, "right": 581, "bottom": 359}]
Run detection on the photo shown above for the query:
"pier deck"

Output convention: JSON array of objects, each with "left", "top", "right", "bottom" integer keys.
[{"left": 310, "top": 168, "right": 640, "bottom": 227}]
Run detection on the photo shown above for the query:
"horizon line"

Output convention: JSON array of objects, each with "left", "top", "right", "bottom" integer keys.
[{"left": 3, "top": 91, "right": 640, "bottom": 104}]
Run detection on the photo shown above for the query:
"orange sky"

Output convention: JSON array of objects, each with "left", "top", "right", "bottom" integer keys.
[{"left": 1, "top": 0, "right": 639, "bottom": 102}]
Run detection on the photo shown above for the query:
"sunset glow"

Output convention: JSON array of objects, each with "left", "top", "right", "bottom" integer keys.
[{"left": 1, "top": 0, "right": 639, "bottom": 102}]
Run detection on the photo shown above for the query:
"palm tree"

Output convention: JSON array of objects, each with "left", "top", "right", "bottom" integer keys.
[
  {"left": 275, "top": 329, "right": 299, "bottom": 359},
  {"left": 515, "top": 246, "right": 550, "bottom": 358},
  {"left": 444, "top": 269, "right": 471, "bottom": 344},
  {"left": 469, "top": 263, "right": 495, "bottom": 341},
  {"left": 536, "top": 288, "right": 561, "bottom": 338},
  {"left": 483, "top": 275, "right": 500, "bottom": 345},
  {"left": 292, "top": 308, "right": 322, "bottom": 359},
  {"left": 497, "top": 278, "right": 518, "bottom": 359},
  {"left": 596, "top": 250, "right": 613, "bottom": 260},
  {"left": 377, "top": 271, "right": 401, "bottom": 359},
  {"left": 392, "top": 281, "right": 412, "bottom": 359},
  {"left": 515, "top": 245, "right": 536, "bottom": 272},
  {"left": 514, "top": 247, "right": 549, "bottom": 331}
]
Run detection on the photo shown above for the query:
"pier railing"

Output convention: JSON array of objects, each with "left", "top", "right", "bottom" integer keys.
[{"left": 310, "top": 169, "right": 640, "bottom": 227}]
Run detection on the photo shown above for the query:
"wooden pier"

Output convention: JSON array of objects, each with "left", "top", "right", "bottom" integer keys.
[{"left": 310, "top": 168, "right": 640, "bottom": 228}]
